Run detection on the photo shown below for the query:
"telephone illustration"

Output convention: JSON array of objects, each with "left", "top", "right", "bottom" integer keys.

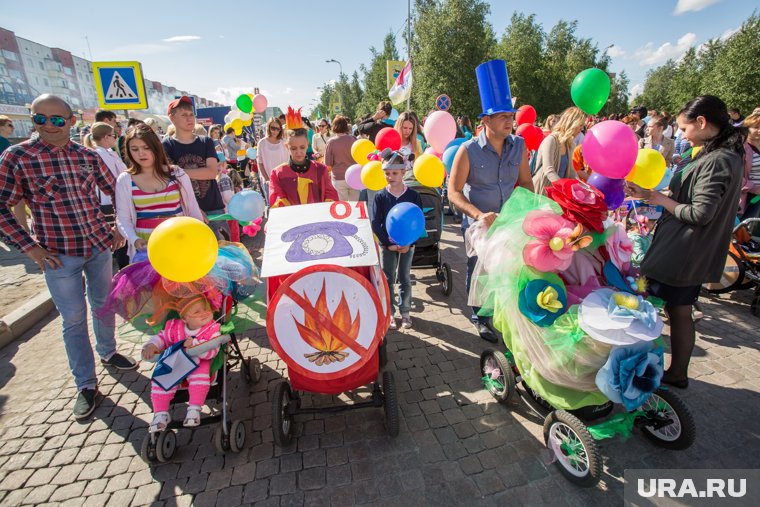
[{"left": 282, "top": 221, "right": 362, "bottom": 262}]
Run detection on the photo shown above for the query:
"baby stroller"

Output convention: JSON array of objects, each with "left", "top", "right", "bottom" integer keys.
[
  {"left": 261, "top": 202, "right": 398, "bottom": 447},
  {"left": 471, "top": 187, "right": 695, "bottom": 487},
  {"left": 140, "top": 294, "right": 262, "bottom": 463},
  {"left": 411, "top": 185, "right": 453, "bottom": 296}
]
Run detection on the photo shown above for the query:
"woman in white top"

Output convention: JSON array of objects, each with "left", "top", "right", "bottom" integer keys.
[
  {"left": 255, "top": 118, "right": 289, "bottom": 200},
  {"left": 311, "top": 119, "right": 334, "bottom": 162},
  {"left": 84, "top": 122, "right": 129, "bottom": 268}
]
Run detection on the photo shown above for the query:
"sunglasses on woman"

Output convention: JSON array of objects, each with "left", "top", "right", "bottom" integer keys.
[{"left": 31, "top": 113, "right": 71, "bottom": 127}]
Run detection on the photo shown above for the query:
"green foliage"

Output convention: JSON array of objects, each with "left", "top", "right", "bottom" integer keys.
[
  {"left": 605, "top": 70, "right": 630, "bottom": 115},
  {"left": 635, "top": 13, "right": 760, "bottom": 114},
  {"left": 411, "top": 0, "right": 495, "bottom": 119},
  {"left": 358, "top": 32, "right": 400, "bottom": 120}
]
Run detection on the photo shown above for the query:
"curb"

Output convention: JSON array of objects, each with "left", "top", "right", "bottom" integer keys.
[{"left": 0, "top": 290, "right": 55, "bottom": 349}]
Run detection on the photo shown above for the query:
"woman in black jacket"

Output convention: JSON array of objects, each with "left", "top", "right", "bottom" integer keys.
[{"left": 626, "top": 95, "right": 745, "bottom": 388}]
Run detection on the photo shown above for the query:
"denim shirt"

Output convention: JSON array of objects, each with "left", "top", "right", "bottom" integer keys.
[{"left": 462, "top": 130, "right": 524, "bottom": 229}]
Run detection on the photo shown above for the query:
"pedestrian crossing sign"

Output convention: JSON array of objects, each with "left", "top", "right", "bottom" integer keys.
[{"left": 91, "top": 61, "right": 148, "bottom": 110}]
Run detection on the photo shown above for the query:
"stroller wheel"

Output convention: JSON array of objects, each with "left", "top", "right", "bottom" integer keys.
[
  {"left": 480, "top": 349, "right": 515, "bottom": 403},
  {"left": 140, "top": 433, "right": 157, "bottom": 463},
  {"left": 382, "top": 371, "right": 400, "bottom": 437},
  {"left": 639, "top": 388, "right": 696, "bottom": 450},
  {"left": 155, "top": 429, "right": 177, "bottom": 463},
  {"left": 440, "top": 263, "right": 453, "bottom": 296},
  {"left": 379, "top": 340, "right": 388, "bottom": 369},
  {"left": 214, "top": 424, "right": 229, "bottom": 453},
  {"left": 229, "top": 419, "right": 247, "bottom": 453},
  {"left": 544, "top": 410, "right": 601, "bottom": 487},
  {"left": 272, "top": 381, "right": 295, "bottom": 447},
  {"left": 241, "top": 357, "right": 262, "bottom": 385}
]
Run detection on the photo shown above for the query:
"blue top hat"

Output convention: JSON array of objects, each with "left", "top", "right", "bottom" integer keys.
[{"left": 476, "top": 59, "right": 517, "bottom": 118}]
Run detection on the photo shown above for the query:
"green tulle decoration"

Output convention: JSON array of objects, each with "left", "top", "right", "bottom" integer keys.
[{"left": 587, "top": 411, "right": 644, "bottom": 440}]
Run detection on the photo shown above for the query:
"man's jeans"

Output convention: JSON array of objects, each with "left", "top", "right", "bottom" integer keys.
[
  {"left": 381, "top": 246, "right": 415, "bottom": 316},
  {"left": 44, "top": 248, "right": 116, "bottom": 391}
]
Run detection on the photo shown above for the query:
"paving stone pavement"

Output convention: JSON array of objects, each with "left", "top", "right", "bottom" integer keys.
[
  {"left": 0, "top": 215, "right": 759, "bottom": 506},
  {"left": 0, "top": 240, "right": 47, "bottom": 318}
]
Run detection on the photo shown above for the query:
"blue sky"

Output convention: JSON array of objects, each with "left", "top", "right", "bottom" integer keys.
[{"left": 2, "top": 0, "right": 755, "bottom": 112}]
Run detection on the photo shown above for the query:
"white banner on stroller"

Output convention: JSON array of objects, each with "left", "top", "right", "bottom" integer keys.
[
  {"left": 261, "top": 201, "right": 378, "bottom": 278},
  {"left": 152, "top": 341, "right": 200, "bottom": 392}
]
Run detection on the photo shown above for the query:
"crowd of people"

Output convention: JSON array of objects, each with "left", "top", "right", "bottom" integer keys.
[{"left": 0, "top": 84, "right": 758, "bottom": 419}]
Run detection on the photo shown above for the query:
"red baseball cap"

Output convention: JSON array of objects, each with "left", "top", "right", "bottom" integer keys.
[{"left": 167, "top": 96, "right": 193, "bottom": 115}]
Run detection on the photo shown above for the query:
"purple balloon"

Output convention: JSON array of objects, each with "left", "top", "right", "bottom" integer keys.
[{"left": 588, "top": 173, "right": 625, "bottom": 210}]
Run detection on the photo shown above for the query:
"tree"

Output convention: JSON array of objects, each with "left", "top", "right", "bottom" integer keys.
[
  {"left": 495, "top": 13, "right": 546, "bottom": 113},
  {"left": 358, "top": 32, "right": 400, "bottom": 119},
  {"left": 633, "top": 64, "right": 677, "bottom": 111},
  {"left": 605, "top": 69, "right": 630, "bottom": 115},
  {"left": 411, "top": 0, "right": 495, "bottom": 120},
  {"left": 667, "top": 47, "right": 702, "bottom": 112}
]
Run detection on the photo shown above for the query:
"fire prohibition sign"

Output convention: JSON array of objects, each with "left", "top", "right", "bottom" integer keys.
[{"left": 266, "top": 265, "right": 384, "bottom": 381}]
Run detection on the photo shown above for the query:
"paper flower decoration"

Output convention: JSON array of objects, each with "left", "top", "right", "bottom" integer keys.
[
  {"left": 605, "top": 223, "right": 634, "bottom": 272},
  {"left": 578, "top": 288, "right": 663, "bottom": 346},
  {"left": 545, "top": 179, "right": 608, "bottom": 233},
  {"left": 242, "top": 217, "right": 263, "bottom": 238},
  {"left": 521, "top": 210, "right": 577, "bottom": 272},
  {"left": 595, "top": 342, "right": 664, "bottom": 411},
  {"left": 518, "top": 279, "right": 568, "bottom": 327}
]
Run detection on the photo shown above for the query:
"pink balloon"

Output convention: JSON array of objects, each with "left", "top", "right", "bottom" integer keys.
[
  {"left": 345, "top": 164, "right": 365, "bottom": 190},
  {"left": 252, "top": 94, "right": 268, "bottom": 113},
  {"left": 424, "top": 111, "right": 456, "bottom": 153},
  {"left": 582, "top": 120, "right": 638, "bottom": 179},
  {"left": 367, "top": 153, "right": 380, "bottom": 161},
  {"left": 424, "top": 147, "right": 442, "bottom": 159}
]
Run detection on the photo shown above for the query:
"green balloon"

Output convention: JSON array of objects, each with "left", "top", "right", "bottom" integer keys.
[
  {"left": 570, "top": 68, "right": 611, "bottom": 115},
  {"left": 236, "top": 94, "right": 253, "bottom": 114}
]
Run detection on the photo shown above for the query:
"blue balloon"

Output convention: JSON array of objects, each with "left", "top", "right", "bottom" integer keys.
[
  {"left": 442, "top": 145, "right": 459, "bottom": 174},
  {"left": 216, "top": 151, "right": 226, "bottom": 162},
  {"left": 445, "top": 137, "right": 467, "bottom": 151},
  {"left": 654, "top": 168, "right": 673, "bottom": 191},
  {"left": 385, "top": 202, "right": 425, "bottom": 247},
  {"left": 246, "top": 147, "right": 257, "bottom": 159},
  {"left": 228, "top": 190, "right": 266, "bottom": 222},
  {"left": 389, "top": 108, "right": 399, "bottom": 121}
]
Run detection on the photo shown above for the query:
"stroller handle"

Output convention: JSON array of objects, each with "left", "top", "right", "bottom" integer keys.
[{"left": 734, "top": 218, "right": 760, "bottom": 234}]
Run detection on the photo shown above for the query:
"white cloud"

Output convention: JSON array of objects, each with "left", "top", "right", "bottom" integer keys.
[
  {"left": 633, "top": 32, "right": 697, "bottom": 66},
  {"left": 719, "top": 27, "right": 739, "bottom": 41},
  {"left": 283, "top": 87, "right": 293, "bottom": 95},
  {"left": 607, "top": 45, "right": 626, "bottom": 58},
  {"left": 630, "top": 83, "right": 645, "bottom": 98},
  {"left": 161, "top": 35, "right": 201, "bottom": 43},
  {"left": 674, "top": 0, "right": 722, "bottom": 15}
]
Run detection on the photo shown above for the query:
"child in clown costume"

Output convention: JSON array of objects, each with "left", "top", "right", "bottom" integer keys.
[{"left": 268, "top": 107, "right": 339, "bottom": 208}]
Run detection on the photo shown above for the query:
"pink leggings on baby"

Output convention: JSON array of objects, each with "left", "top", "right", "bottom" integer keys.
[{"left": 151, "top": 360, "right": 212, "bottom": 412}]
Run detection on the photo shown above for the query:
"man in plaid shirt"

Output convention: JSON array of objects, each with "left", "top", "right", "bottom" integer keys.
[{"left": 0, "top": 94, "right": 136, "bottom": 420}]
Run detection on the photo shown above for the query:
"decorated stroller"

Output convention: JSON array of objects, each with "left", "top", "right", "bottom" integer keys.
[
  {"left": 103, "top": 242, "right": 264, "bottom": 463},
  {"left": 472, "top": 184, "right": 696, "bottom": 487},
  {"left": 261, "top": 201, "right": 398, "bottom": 447},
  {"left": 411, "top": 185, "right": 453, "bottom": 296}
]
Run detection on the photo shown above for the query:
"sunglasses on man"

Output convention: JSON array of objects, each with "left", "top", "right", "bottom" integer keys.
[{"left": 31, "top": 113, "right": 72, "bottom": 128}]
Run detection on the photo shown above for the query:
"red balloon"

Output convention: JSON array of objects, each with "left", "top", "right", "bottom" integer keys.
[
  {"left": 516, "top": 124, "right": 543, "bottom": 151},
  {"left": 516, "top": 105, "right": 537, "bottom": 126},
  {"left": 375, "top": 128, "right": 402, "bottom": 151}
]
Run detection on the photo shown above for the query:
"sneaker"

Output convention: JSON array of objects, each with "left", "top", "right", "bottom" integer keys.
[
  {"left": 476, "top": 323, "right": 498, "bottom": 343},
  {"left": 388, "top": 318, "right": 398, "bottom": 331},
  {"left": 73, "top": 388, "right": 99, "bottom": 420},
  {"left": 401, "top": 316, "right": 413, "bottom": 329},
  {"left": 101, "top": 353, "right": 138, "bottom": 371}
]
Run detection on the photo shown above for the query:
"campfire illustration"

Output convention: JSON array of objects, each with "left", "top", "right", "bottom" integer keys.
[{"left": 293, "top": 281, "right": 361, "bottom": 366}]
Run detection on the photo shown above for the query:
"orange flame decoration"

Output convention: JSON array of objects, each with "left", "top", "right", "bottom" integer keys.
[
  {"left": 285, "top": 106, "right": 304, "bottom": 130},
  {"left": 293, "top": 281, "right": 361, "bottom": 366}
]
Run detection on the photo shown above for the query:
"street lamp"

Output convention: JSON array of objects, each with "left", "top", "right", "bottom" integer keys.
[{"left": 325, "top": 59, "right": 342, "bottom": 76}]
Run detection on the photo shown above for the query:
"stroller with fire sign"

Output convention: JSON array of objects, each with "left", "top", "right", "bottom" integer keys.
[
  {"left": 102, "top": 243, "right": 264, "bottom": 463},
  {"left": 471, "top": 185, "right": 695, "bottom": 487},
  {"left": 261, "top": 202, "right": 399, "bottom": 447},
  {"left": 411, "top": 186, "right": 453, "bottom": 296}
]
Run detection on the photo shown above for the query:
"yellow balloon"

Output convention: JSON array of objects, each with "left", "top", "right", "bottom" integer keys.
[
  {"left": 223, "top": 123, "right": 232, "bottom": 132},
  {"left": 231, "top": 118, "right": 243, "bottom": 131},
  {"left": 361, "top": 161, "right": 386, "bottom": 191},
  {"left": 148, "top": 217, "right": 218, "bottom": 282},
  {"left": 237, "top": 149, "right": 246, "bottom": 157},
  {"left": 351, "top": 139, "right": 376, "bottom": 165},
  {"left": 691, "top": 146, "right": 702, "bottom": 157},
  {"left": 413, "top": 153, "right": 446, "bottom": 188},
  {"left": 242, "top": 118, "right": 252, "bottom": 126},
  {"left": 626, "top": 148, "right": 666, "bottom": 189}
]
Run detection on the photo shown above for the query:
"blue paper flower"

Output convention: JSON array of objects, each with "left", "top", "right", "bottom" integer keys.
[
  {"left": 518, "top": 279, "right": 568, "bottom": 327},
  {"left": 595, "top": 342, "right": 664, "bottom": 411}
]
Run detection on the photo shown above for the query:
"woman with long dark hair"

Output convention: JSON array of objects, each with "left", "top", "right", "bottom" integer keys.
[{"left": 626, "top": 95, "right": 744, "bottom": 388}]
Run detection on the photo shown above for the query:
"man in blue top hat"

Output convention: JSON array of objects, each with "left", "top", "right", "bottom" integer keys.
[{"left": 448, "top": 59, "right": 534, "bottom": 342}]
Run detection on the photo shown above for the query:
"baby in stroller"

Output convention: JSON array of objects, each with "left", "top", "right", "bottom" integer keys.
[{"left": 142, "top": 293, "right": 226, "bottom": 432}]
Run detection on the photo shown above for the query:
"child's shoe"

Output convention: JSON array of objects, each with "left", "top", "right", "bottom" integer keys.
[
  {"left": 184, "top": 405, "right": 202, "bottom": 427},
  {"left": 401, "top": 315, "right": 412, "bottom": 329},
  {"left": 388, "top": 318, "right": 398, "bottom": 331},
  {"left": 149, "top": 411, "right": 170, "bottom": 433}
]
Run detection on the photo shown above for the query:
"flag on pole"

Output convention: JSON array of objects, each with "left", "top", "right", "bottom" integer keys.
[{"left": 388, "top": 60, "right": 413, "bottom": 106}]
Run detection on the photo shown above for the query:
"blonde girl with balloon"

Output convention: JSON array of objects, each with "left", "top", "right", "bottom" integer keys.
[
  {"left": 115, "top": 123, "right": 204, "bottom": 262},
  {"left": 532, "top": 107, "right": 587, "bottom": 195},
  {"left": 639, "top": 115, "right": 675, "bottom": 167}
]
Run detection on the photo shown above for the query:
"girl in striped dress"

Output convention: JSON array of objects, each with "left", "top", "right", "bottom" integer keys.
[{"left": 115, "top": 123, "right": 204, "bottom": 262}]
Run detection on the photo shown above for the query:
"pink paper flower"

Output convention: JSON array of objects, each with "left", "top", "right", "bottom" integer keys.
[
  {"left": 522, "top": 210, "right": 577, "bottom": 272},
  {"left": 605, "top": 223, "right": 634, "bottom": 272}
]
